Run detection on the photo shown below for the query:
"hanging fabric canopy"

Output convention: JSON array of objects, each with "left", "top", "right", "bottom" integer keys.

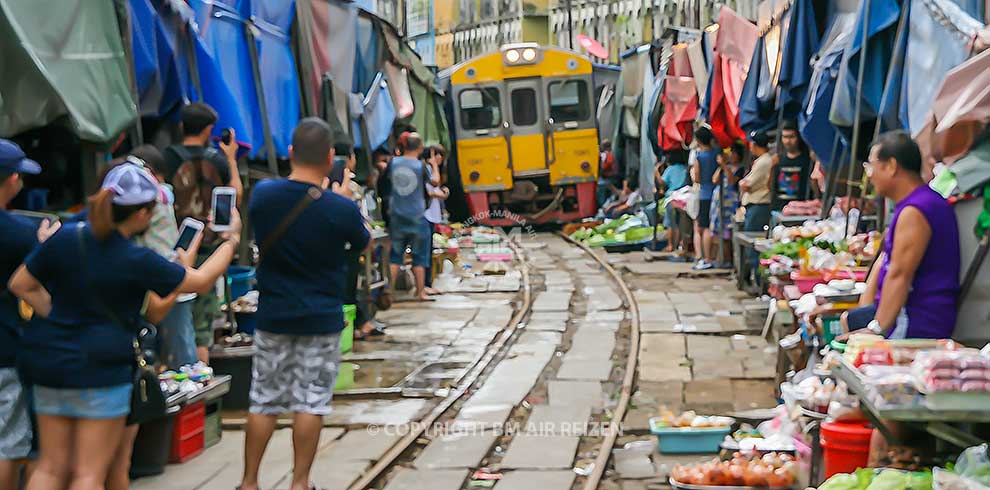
[
  {"left": 351, "top": 75, "right": 395, "bottom": 151},
  {"left": 777, "top": 0, "right": 820, "bottom": 120},
  {"left": 353, "top": 15, "right": 382, "bottom": 97},
  {"left": 129, "top": 0, "right": 188, "bottom": 119},
  {"left": 829, "top": 0, "right": 902, "bottom": 132},
  {"left": 191, "top": 0, "right": 263, "bottom": 156},
  {"left": 899, "top": 0, "right": 983, "bottom": 134},
  {"left": 799, "top": 3, "right": 857, "bottom": 167},
  {"left": 0, "top": 0, "right": 136, "bottom": 142},
  {"left": 295, "top": 0, "right": 357, "bottom": 132},
  {"left": 707, "top": 6, "right": 759, "bottom": 147},
  {"left": 686, "top": 37, "right": 710, "bottom": 104},
  {"left": 250, "top": 0, "right": 301, "bottom": 158},
  {"left": 660, "top": 76, "right": 699, "bottom": 152},
  {"left": 639, "top": 63, "right": 661, "bottom": 194},
  {"left": 915, "top": 47, "right": 990, "bottom": 165},
  {"left": 738, "top": 35, "right": 777, "bottom": 134}
]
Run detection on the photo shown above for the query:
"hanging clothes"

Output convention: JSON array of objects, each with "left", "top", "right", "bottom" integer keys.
[
  {"left": 708, "top": 6, "right": 759, "bottom": 148},
  {"left": 640, "top": 66, "right": 662, "bottom": 196},
  {"left": 686, "top": 38, "right": 710, "bottom": 104},
  {"left": 384, "top": 62, "right": 415, "bottom": 119},
  {"left": 799, "top": 4, "right": 857, "bottom": 167},
  {"left": 354, "top": 15, "right": 382, "bottom": 97},
  {"left": 660, "top": 76, "right": 699, "bottom": 152},
  {"left": 295, "top": 0, "right": 357, "bottom": 127},
  {"left": 352, "top": 76, "right": 396, "bottom": 151}
]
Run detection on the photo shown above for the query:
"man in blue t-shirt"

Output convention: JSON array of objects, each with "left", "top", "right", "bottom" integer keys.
[
  {"left": 0, "top": 139, "right": 58, "bottom": 488},
  {"left": 242, "top": 119, "right": 370, "bottom": 490},
  {"left": 691, "top": 126, "right": 720, "bottom": 270},
  {"left": 385, "top": 133, "right": 439, "bottom": 301}
]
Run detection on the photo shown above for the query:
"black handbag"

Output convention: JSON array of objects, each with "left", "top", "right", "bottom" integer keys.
[{"left": 76, "top": 224, "right": 167, "bottom": 425}]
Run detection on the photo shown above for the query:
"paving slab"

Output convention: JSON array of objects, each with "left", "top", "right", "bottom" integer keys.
[
  {"left": 639, "top": 334, "right": 686, "bottom": 359},
  {"left": 674, "top": 302, "right": 715, "bottom": 316},
  {"left": 673, "top": 320, "right": 724, "bottom": 334},
  {"left": 532, "top": 292, "right": 572, "bottom": 312},
  {"left": 311, "top": 460, "right": 368, "bottom": 490},
  {"left": 686, "top": 335, "right": 732, "bottom": 360},
  {"left": 624, "top": 262, "right": 694, "bottom": 275},
  {"left": 556, "top": 358, "right": 613, "bottom": 381},
  {"left": 452, "top": 402, "right": 513, "bottom": 430},
  {"left": 692, "top": 358, "right": 745, "bottom": 379},
  {"left": 495, "top": 470, "right": 576, "bottom": 490},
  {"left": 640, "top": 321, "right": 679, "bottom": 333},
  {"left": 548, "top": 380, "right": 604, "bottom": 410},
  {"left": 569, "top": 332, "right": 617, "bottom": 359},
  {"left": 684, "top": 380, "right": 734, "bottom": 407},
  {"left": 382, "top": 469, "right": 469, "bottom": 490},
  {"left": 321, "top": 429, "right": 402, "bottom": 462},
  {"left": 524, "top": 319, "right": 567, "bottom": 331},
  {"left": 585, "top": 310, "right": 626, "bottom": 322},
  {"left": 500, "top": 434, "right": 580, "bottom": 469},
  {"left": 326, "top": 399, "right": 430, "bottom": 426},
  {"left": 573, "top": 320, "right": 621, "bottom": 332},
  {"left": 525, "top": 404, "right": 592, "bottom": 435},
  {"left": 731, "top": 380, "right": 779, "bottom": 410},
  {"left": 639, "top": 363, "right": 693, "bottom": 382},
  {"left": 529, "top": 311, "right": 570, "bottom": 321},
  {"left": 414, "top": 433, "right": 498, "bottom": 469}
]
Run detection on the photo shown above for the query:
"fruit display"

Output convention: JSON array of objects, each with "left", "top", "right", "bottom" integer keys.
[
  {"left": 671, "top": 452, "right": 798, "bottom": 488},
  {"left": 656, "top": 409, "right": 735, "bottom": 429},
  {"left": 570, "top": 215, "right": 658, "bottom": 248}
]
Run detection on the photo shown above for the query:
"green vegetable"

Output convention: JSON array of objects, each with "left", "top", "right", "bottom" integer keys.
[
  {"left": 819, "top": 473, "right": 864, "bottom": 490},
  {"left": 624, "top": 227, "right": 656, "bottom": 242}
]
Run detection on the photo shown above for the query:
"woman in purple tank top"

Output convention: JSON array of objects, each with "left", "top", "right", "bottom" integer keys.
[{"left": 841, "top": 131, "right": 960, "bottom": 340}]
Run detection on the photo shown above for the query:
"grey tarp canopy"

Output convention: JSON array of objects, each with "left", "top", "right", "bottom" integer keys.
[{"left": 0, "top": 0, "right": 137, "bottom": 143}]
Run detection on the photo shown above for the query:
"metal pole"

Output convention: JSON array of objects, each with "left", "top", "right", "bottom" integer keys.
[
  {"left": 871, "top": 6, "right": 909, "bottom": 231},
  {"left": 845, "top": 0, "right": 873, "bottom": 239},
  {"left": 246, "top": 20, "right": 280, "bottom": 177},
  {"left": 819, "top": 135, "right": 843, "bottom": 220},
  {"left": 565, "top": 0, "right": 574, "bottom": 49}
]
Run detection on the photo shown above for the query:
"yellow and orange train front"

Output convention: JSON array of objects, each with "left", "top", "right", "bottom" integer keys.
[{"left": 446, "top": 44, "right": 599, "bottom": 226}]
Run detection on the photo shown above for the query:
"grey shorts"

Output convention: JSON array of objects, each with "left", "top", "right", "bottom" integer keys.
[
  {"left": 0, "top": 368, "right": 32, "bottom": 460},
  {"left": 249, "top": 330, "right": 341, "bottom": 416}
]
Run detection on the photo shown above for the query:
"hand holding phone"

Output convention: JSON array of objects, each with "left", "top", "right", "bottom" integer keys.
[
  {"left": 211, "top": 187, "right": 236, "bottom": 232},
  {"left": 219, "top": 128, "right": 238, "bottom": 162},
  {"left": 174, "top": 218, "right": 205, "bottom": 266}
]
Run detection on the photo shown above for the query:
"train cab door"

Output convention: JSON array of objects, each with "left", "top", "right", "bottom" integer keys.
[
  {"left": 453, "top": 84, "right": 512, "bottom": 191},
  {"left": 543, "top": 76, "right": 599, "bottom": 186},
  {"left": 505, "top": 78, "right": 549, "bottom": 176}
]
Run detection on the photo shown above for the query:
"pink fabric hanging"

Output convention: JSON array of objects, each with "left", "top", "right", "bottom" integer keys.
[
  {"left": 915, "top": 47, "right": 990, "bottom": 166},
  {"left": 661, "top": 76, "right": 699, "bottom": 151},
  {"left": 708, "top": 6, "right": 759, "bottom": 148}
]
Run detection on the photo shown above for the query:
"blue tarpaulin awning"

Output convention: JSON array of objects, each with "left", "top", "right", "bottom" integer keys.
[
  {"left": 738, "top": 35, "right": 777, "bottom": 134},
  {"left": 129, "top": 0, "right": 187, "bottom": 119},
  {"left": 250, "top": 0, "right": 301, "bottom": 158},
  {"left": 777, "top": 0, "right": 820, "bottom": 120}
]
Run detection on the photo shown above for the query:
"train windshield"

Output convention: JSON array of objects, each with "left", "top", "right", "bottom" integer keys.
[
  {"left": 510, "top": 87, "right": 539, "bottom": 126},
  {"left": 459, "top": 88, "right": 502, "bottom": 130},
  {"left": 547, "top": 80, "right": 590, "bottom": 122}
]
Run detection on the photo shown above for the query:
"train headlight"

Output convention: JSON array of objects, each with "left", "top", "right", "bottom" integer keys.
[
  {"left": 522, "top": 48, "right": 537, "bottom": 61},
  {"left": 505, "top": 49, "right": 520, "bottom": 64}
]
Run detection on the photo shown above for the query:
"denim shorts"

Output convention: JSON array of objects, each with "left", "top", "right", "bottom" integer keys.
[
  {"left": 33, "top": 383, "right": 131, "bottom": 419},
  {"left": 389, "top": 219, "right": 431, "bottom": 267}
]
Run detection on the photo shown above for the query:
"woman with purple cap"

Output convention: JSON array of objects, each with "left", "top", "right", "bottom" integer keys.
[{"left": 7, "top": 161, "right": 240, "bottom": 490}]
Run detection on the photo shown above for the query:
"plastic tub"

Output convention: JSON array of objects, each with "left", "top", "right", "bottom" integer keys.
[
  {"left": 341, "top": 304, "right": 356, "bottom": 354},
  {"left": 649, "top": 418, "right": 732, "bottom": 454},
  {"left": 822, "top": 316, "right": 843, "bottom": 345},
  {"left": 820, "top": 421, "right": 872, "bottom": 478},
  {"left": 129, "top": 411, "right": 176, "bottom": 478},
  {"left": 227, "top": 266, "right": 256, "bottom": 301},
  {"left": 169, "top": 401, "right": 205, "bottom": 463},
  {"left": 790, "top": 271, "right": 825, "bottom": 294}
]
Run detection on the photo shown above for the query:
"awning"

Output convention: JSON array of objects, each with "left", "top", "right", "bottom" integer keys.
[
  {"left": 738, "top": 35, "right": 778, "bottom": 134},
  {"left": 829, "top": 0, "right": 902, "bottom": 131},
  {"left": 915, "top": 47, "right": 990, "bottom": 165},
  {"left": 660, "top": 76, "right": 698, "bottom": 151},
  {"left": 777, "top": 0, "right": 820, "bottom": 120},
  {"left": 295, "top": 0, "right": 357, "bottom": 131},
  {"left": 250, "top": 0, "right": 302, "bottom": 158},
  {"left": 799, "top": 4, "right": 857, "bottom": 167},
  {"left": 129, "top": 0, "right": 187, "bottom": 119},
  {"left": 0, "top": 0, "right": 136, "bottom": 143},
  {"left": 191, "top": 0, "right": 263, "bottom": 156},
  {"left": 708, "top": 6, "right": 759, "bottom": 147}
]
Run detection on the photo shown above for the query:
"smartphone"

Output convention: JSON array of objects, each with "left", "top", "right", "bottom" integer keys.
[
  {"left": 174, "top": 218, "right": 204, "bottom": 251},
  {"left": 330, "top": 157, "right": 348, "bottom": 186},
  {"left": 221, "top": 128, "right": 233, "bottom": 145},
  {"left": 211, "top": 187, "right": 236, "bottom": 232}
]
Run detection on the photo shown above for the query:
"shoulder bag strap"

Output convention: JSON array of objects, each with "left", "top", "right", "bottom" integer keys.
[{"left": 257, "top": 186, "right": 322, "bottom": 264}]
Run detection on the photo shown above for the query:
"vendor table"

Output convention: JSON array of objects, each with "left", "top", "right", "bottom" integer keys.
[
  {"left": 833, "top": 358, "right": 990, "bottom": 448},
  {"left": 733, "top": 227, "right": 771, "bottom": 291}
]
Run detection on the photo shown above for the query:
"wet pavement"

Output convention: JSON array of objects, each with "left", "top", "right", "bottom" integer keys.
[{"left": 132, "top": 232, "right": 778, "bottom": 490}]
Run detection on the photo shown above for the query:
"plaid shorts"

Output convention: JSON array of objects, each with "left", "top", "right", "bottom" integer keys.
[
  {"left": 249, "top": 330, "right": 341, "bottom": 416},
  {"left": 0, "top": 368, "right": 33, "bottom": 459}
]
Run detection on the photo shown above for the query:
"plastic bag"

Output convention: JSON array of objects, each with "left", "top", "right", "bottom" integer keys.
[
  {"left": 933, "top": 468, "right": 989, "bottom": 490},
  {"left": 955, "top": 444, "right": 990, "bottom": 487}
]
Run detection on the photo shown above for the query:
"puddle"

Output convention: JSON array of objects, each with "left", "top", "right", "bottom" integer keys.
[{"left": 334, "top": 361, "right": 421, "bottom": 391}]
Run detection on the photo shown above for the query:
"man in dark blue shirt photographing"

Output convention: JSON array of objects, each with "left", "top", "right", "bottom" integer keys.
[{"left": 242, "top": 118, "right": 370, "bottom": 490}]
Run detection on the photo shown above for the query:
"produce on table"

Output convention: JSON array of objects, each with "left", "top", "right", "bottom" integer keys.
[
  {"left": 657, "top": 409, "right": 734, "bottom": 428},
  {"left": 818, "top": 468, "right": 931, "bottom": 490},
  {"left": 571, "top": 215, "right": 660, "bottom": 247},
  {"left": 670, "top": 452, "right": 798, "bottom": 487}
]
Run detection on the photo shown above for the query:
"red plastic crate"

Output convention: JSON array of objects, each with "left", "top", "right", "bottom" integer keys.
[{"left": 169, "top": 401, "right": 205, "bottom": 463}]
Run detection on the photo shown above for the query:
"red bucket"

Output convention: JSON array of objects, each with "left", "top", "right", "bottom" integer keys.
[{"left": 820, "top": 421, "right": 873, "bottom": 478}]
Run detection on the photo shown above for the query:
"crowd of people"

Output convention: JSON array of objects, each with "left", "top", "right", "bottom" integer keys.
[
  {"left": 598, "top": 121, "right": 823, "bottom": 274},
  {"left": 0, "top": 101, "right": 451, "bottom": 489}
]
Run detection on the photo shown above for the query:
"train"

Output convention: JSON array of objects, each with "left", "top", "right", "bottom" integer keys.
[{"left": 439, "top": 44, "right": 603, "bottom": 226}]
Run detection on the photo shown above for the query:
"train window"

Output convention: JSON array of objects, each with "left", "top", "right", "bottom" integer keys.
[
  {"left": 459, "top": 88, "right": 501, "bottom": 130},
  {"left": 547, "top": 80, "right": 590, "bottom": 122},
  {"left": 511, "top": 88, "right": 538, "bottom": 126}
]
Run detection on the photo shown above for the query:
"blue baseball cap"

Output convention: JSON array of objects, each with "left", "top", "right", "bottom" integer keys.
[
  {"left": 101, "top": 161, "right": 160, "bottom": 206},
  {"left": 0, "top": 139, "right": 41, "bottom": 175}
]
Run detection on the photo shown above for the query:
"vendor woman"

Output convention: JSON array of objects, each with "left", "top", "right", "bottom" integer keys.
[{"left": 841, "top": 131, "right": 960, "bottom": 340}]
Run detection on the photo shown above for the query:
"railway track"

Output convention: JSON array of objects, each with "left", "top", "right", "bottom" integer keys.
[{"left": 350, "top": 231, "right": 640, "bottom": 490}]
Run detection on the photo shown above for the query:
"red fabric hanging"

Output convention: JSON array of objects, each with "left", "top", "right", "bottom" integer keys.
[
  {"left": 661, "top": 76, "right": 698, "bottom": 151},
  {"left": 708, "top": 6, "right": 759, "bottom": 147}
]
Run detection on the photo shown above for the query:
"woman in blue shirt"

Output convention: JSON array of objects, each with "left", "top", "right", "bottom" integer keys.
[{"left": 8, "top": 163, "right": 240, "bottom": 490}]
